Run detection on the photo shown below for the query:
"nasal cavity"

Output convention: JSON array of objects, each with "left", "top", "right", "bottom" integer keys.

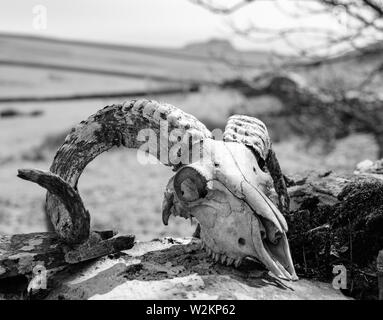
[
  {"left": 238, "top": 238, "right": 246, "bottom": 246},
  {"left": 269, "top": 231, "right": 283, "bottom": 245}
]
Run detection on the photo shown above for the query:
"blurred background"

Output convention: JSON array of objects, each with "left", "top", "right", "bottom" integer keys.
[{"left": 1, "top": 0, "right": 382, "bottom": 240}]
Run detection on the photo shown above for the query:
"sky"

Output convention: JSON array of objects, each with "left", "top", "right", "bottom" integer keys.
[{"left": 0, "top": 0, "right": 341, "bottom": 51}]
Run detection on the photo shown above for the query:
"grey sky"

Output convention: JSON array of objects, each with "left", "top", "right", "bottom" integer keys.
[{"left": 0, "top": 0, "right": 340, "bottom": 50}]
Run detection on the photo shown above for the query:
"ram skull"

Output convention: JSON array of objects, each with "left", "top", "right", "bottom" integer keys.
[{"left": 19, "top": 99, "right": 297, "bottom": 281}]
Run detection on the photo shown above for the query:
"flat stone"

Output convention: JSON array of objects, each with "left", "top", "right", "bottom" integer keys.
[{"left": 46, "top": 237, "right": 350, "bottom": 300}]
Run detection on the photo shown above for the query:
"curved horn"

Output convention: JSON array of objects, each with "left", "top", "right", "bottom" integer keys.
[
  {"left": 30, "top": 99, "right": 211, "bottom": 245},
  {"left": 223, "top": 115, "right": 271, "bottom": 163},
  {"left": 223, "top": 115, "right": 289, "bottom": 214}
]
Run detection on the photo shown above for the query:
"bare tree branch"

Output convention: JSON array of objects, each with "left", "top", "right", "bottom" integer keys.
[
  {"left": 188, "top": 0, "right": 255, "bottom": 14},
  {"left": 190, "top": 0, "right": 383, "bottom": 67}
]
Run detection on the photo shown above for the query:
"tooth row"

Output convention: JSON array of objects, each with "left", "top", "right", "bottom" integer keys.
[{"left": 201, "top": 240, "right": 242, "bottom": 267}]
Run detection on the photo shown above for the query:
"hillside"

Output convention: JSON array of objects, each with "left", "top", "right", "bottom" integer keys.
[{"left": 0, "top": 33, "right": 269, "bottom": 100}]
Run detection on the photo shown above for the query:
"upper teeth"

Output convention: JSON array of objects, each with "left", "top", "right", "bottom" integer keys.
[{"left": 201, "top": 239, "right": 242, "bottom": 267}]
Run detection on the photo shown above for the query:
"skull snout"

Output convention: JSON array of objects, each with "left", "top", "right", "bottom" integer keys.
[{"left": 250, "top": 215, "right": 298, "bottom": 281}]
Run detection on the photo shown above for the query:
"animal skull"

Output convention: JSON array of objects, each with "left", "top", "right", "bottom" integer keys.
[
  {"left": 19, "top": 99, "right": 297, "bottom": 281},
  {"left": 162, "top": 131, "right": 297, "bottom": 280}
]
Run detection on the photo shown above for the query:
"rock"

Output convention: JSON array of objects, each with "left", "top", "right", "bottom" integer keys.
[
  {"left": 45, "top": 238, "right": 348, "bottom": 300},
  {"left": 355, "top": 159, "right": 383, "bottom": 175},
  {"left": 355, "top": 159, "right": 374, "bottom": 174}
]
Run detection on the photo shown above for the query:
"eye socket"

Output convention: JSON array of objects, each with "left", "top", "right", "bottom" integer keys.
[{"left": 174, "top": 167, "right": 207, "bottom": 202}]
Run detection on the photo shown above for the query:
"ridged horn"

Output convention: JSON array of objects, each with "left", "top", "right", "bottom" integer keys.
[
  {"left": 223, "top": 115, "right": 271, "bottom": 162},
  {"left": 25, "top": 99, "right": 211, "bottom": 245}
]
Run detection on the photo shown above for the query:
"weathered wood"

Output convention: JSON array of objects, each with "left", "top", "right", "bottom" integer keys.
[
  {"left": 286, "top": 169, "right": 383, "bottom": 299},
  {"left": 63, "top": 232, "right": 135, "bottom": 264},
  {"left": 0, "top": 232, "right": 65, "bottom": 280},
  {"left": 0, "top": 231, "right": 135, "bottom": 280}
]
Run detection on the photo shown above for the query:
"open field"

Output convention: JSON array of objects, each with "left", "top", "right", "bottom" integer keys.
[
  {"left": 0, "top": 33, "right": 271, "bottom": 100},
  {"left": 0, "top": 34, "right": 378, "bottom": 240}
]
